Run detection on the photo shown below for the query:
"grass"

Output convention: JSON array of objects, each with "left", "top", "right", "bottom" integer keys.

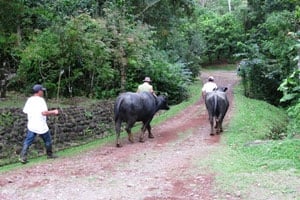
[
  {"left": 0, "top": 91, "right": 26, "bottom": 108},
  {"left": 225, "top": 85, "right": 300, "bottom": 170},
  {"left": 202, "top": 63, "right": 237, "bottom": 71}
]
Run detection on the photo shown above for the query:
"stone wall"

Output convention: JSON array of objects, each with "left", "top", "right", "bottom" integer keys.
[{"left": 0, "top": 100, "right": 115, "bottom": 166}]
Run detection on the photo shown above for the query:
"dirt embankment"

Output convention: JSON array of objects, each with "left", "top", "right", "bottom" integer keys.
[{"left": 0, "top": 70, "right": 239, "bottom": 200}]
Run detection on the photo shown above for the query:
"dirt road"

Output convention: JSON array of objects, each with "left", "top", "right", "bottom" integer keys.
[{"left": 0, "top": 70, "right": 239, "bottom": 200}]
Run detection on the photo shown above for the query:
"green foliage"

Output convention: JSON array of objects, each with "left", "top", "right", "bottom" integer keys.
[
  {"left": 279, "top": 70, "right": 300, "bottom": 136},
  {"left": 102, "top": 2, "right": 156, "bottom": 93},
  {"left": 0, "top": 0, "right": 24, "bottom": 32},
  {"left": 279, "top": 70, "right": 300, "bottom": 104},
  {"left": 0, "top": 0, "right": 23, "bottom": 85},
  {"left": 237, "top": 10, "right": 298, "bottom": 105},
  {"left": 147, "top": 58, "right": 192, "bottom": 104},
  {"left": 162, "top": 17, "right": 203, "bottom": 78},
  {"left": 17, "top": 14, "right": 113, "bottom": 98},
  {"left": 246, "top": 0, "right": 298, "bottom": 29},
  {"left": 0, "top": 112, "right": 14, "bottom": 127},
  {"left": 116, "top": 0, "right": 202, "bottom": 78},
  {"left": 125, "top": 46, "right": 193, "bottom": 104},
  {"left": 202, "top": 0, "right": 248, "bottom": 14},
  {"left": 196, "top": 10, "right": 246, "bottom": 64},
  {"left": 258, "top": 11, "right": 297, "bottom": 70},
  {"left": 58, "top": 14, "right": 113, "bottom": 98},
  {"left": 237, "top": 58, "right": 284, "bottom": 105},
  {"left": 2, "top": 0, "right": 299, "bottom": 106},
  {"left": 13, "top": 2, "right": 194, "bottom": 102},
  {"left": 17, "top": 28, "right": 60, "bottom": 93},
  {"left": 286, "top": 100, "right": 300, "bottom": 136},
  {"left": 99, "top": 1, "right": 194, "bottom": 102}
]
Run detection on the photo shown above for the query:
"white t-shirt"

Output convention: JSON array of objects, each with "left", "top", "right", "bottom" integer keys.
[
  {"left": 202, "top": 82, "right": 217, "bottom": 93},
  {"left": 23, "top": 96, "right": 49, "bottom": 134}
]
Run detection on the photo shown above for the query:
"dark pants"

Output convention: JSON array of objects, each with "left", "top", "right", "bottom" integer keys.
[{"left": 20, "top": 130, "right": 53, "bottom": 160}]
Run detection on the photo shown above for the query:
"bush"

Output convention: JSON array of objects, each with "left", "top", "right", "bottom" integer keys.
[
  {"left": 237, "top": 58, "right": 283, "bottom": 105},
  {"left": 279, "top": 70, "right": 300, "bottom": 136}
]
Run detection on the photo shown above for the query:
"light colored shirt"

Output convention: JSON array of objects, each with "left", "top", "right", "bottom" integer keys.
[
  {"left": 23, "top": 96, "right": 49, "bottom": 134},
  {"left": 137, "top": 82, "right": 153, "bottom": 93},
  {"left": 202, "top": 82, "right": 217, "bottom": 93}
]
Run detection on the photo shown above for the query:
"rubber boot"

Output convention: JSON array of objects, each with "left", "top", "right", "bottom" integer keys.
[
  {"left": 46, "top": 145, "right": 58, "bottom": 159},
  {"left": 19, "top": 146, "right": 28, "bottom": 164}
]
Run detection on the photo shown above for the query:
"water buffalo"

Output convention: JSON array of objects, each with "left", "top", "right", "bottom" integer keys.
[
  {"left": 114, "top": 92, "right": 170, "bottom": 147},
  {"left": 205, "top": 87, "right": 229, "bottom": 135}
]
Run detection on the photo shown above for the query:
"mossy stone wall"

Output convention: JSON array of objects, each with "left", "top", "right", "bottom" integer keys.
[{"left": 0, "top": 100, "right": 114, "bottom": 166}]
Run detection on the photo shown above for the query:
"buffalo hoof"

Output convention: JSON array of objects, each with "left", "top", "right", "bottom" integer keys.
[
  {"left": 116, "top": 143, "right": 122, "bottom": 148},
  {"left": 210, "top": 133, "right": 215, "bottom": 136},
  {"left": 128, "top": 138, "right": 134, "bottom": 143},
  {"left": 148, "top": 134, "right": 154, "bottom": 139},
  {"left": 139, "top": 138, "right": 145, "bottom": 143}
]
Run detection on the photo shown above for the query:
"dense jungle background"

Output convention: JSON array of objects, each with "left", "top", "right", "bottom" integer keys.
[{"left": 0, "top": 0, "right": 300, "bottom": 146}]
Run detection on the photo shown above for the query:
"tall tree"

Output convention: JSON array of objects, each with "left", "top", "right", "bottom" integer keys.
[{"left": 0, "top": 0, "right": 25, "bottom": 97}]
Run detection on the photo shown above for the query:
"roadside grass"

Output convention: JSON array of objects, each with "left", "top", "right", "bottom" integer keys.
[
  {"left": 201, "top": 83, "right": 300, "bottom": 199},
  {"left": 0, "top": 91, "right": 26, "bottom": 108},
  {"left": 225, "top": 85, "right": 300, "bottom": 170},
  {"left": 202, "top": 63, "right": 237, "bottom": 71}
]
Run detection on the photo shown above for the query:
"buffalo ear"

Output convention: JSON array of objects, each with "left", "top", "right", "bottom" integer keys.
[{"left": 223, "top": 87, "right": 228, "bottom": 92}]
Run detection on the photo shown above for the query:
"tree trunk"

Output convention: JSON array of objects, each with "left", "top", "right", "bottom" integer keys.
[
  {"left": 228, "top": 0, "right": 231, "bottom": 12},
  {"left": 199, "top": 0, "right": 207, "bottom": 7},
  {"left": 120, "top": 64, "right": 126, "bottom": 92},
  {"left": 17, "top": 20, "right": 22, "bottom": 46},
  {"left": 0, "top": 69, "right": 6, "bottom": 98},
  {"left": 298, "top": 49, "right": 300, "bottom": 71}
]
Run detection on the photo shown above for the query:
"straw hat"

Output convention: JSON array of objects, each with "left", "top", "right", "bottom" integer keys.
[{"left": 143, "top": 77, "right": 151, "bottom": 82}]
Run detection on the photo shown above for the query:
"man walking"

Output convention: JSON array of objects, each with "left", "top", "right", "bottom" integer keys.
[{"left": 19, "top": 84, "right": 59, "bottom": 164}]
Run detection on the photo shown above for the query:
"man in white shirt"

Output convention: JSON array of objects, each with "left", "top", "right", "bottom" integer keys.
[
  {"left": 201, "top": 76, "right": 217, "bottom": 99},
  {"left": 19, "top": 84, "right": 59, "bottom": 164}
]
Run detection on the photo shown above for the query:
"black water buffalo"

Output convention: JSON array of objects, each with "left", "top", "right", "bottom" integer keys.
[
  {"left": 114, "top": 92, "right": 170, "bottom": 147},
  {"left": 205, "top": 87, "right": 229, "bottom": 135}
]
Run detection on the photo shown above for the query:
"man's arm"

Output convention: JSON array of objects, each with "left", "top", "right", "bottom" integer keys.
[{"left": 42, "top": 109, "right": 59, "bottom": 116}]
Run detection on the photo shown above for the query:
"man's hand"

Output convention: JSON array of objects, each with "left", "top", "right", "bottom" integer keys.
[{"left": 51, "top": 109, "right": 59, "bottom": 115}]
